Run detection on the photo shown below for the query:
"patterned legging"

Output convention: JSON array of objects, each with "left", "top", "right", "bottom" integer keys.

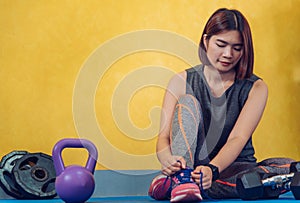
[{"left": 170, "top": 94, "right": 295, "bottom": 198}]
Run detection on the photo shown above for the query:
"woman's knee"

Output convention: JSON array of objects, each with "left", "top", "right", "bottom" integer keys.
[
  {"left": 177, "top": 94, "right": 199, "bottom": 106},
  {"left": 175, "top": 94, "right": 202, "bottom": 124}
]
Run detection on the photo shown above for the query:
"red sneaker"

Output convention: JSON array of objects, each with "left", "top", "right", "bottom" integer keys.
[
  {"left": 170, "top": 169, "right": 202, "bottom": 202},
  {"left": 148, "top": 174, "right": 171, "bottom": 200}
]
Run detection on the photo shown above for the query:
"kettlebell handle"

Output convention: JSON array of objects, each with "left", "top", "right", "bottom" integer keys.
[{"left": 52, "top": 138, "right": 98, "bottom": 176}]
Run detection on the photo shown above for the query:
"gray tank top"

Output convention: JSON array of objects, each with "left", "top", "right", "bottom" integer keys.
[{"left": 186, "top": 65, "right": 258, "bottom": 165}]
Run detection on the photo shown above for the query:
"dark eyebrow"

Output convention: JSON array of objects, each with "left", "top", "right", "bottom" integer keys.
[{"left": 216, "top": 39, "right": 243, "bottom": 47}]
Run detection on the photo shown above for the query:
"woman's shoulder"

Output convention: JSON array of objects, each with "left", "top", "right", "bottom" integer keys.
[
  {"left": 185, "top": 64, "right": 203, "bottom": 73},
  {"left": 237, "top": 74, "right": 264, "bottom": 87},
  {"left": 247, "top": 74, "right": 261, "bottom": 82},
  {"left": 166, "top": 71, "right": 187, "bottom": 97},
  {"left": 170, "top": 70, "right": 187, "bottom": 83},
  {"left": 251, "top": 78, "right": 268, "bottom": 95},
  {"left": 242, "top": 74, "right": 268, "bottom": 98}
]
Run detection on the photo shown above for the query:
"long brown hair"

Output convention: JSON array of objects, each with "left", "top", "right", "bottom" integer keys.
[{"left": 199, "top": 8, "right": 254, "bottom": 79}]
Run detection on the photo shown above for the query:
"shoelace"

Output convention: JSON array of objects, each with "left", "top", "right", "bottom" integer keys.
[
  {"left": 161, "top": 168, "right": 195, "bottom": 197},
  {"left": 162, "top": 168, "right": 217, "bottom": 201},
  {"left": 172, "top": 168, "right": 194, "bottom": 184},
  {"left": 199, "top": 171, "right": 216, "bottom": 201}
]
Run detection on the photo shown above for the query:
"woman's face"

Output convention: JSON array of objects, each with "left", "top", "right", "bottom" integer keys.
[{"left": 204, "top": 30, "right": 243, "bottom": 74}]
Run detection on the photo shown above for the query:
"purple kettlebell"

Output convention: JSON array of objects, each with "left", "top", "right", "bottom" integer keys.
[{"left": 52, "top": 138, "right": 98, "bottom": 203}]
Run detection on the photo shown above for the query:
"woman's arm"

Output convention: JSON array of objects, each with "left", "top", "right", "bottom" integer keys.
[
  {"left": 211, "top": 79, "right": 268, "bottom": 171},
  {"left": 192, "top": 79, "right": 268, "bottom": 188},
  {"left": 156, "top": 71, "right": 187, "bottom": 175}
]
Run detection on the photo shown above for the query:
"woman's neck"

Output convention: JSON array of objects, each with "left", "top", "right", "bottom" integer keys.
[{"left": 203, "top": 65, "right": 236, "bottom": 97}]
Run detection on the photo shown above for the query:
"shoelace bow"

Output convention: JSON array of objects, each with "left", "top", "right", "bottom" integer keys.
[{"left": 172, "top": 168, "right": 194, "bottom": 184}]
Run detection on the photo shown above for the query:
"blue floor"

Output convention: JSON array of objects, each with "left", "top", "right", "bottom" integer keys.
[{"left": 0, "top": 192, "right": 299, "bottom": 203}]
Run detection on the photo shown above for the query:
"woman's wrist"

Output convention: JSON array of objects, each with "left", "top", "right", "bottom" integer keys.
[{"left": 204, "top": 163, "right": 220, "bottom": 181}]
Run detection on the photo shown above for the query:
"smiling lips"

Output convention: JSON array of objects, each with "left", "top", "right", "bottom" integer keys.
[{"left": 219, "top": 60, "right": 232, "bottom": 66}]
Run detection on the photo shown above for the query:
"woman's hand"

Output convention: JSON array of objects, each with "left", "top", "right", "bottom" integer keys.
[
  {"left": 192, "top": 166, "right": 213, "bottom": 190},
  {"left": 161, "top": 156, "right": 186, "bottom": 176}
]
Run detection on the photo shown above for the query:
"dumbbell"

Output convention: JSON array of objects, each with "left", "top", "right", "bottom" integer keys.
[{"left": 236, "top": 162, "right": 300, "bottom": 200}]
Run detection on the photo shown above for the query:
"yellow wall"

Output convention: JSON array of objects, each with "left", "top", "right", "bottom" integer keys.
[{"left": 0, "top": 0, "right": 299, "bottom": 170}]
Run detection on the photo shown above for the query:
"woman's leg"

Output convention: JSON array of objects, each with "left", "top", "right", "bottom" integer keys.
[
  {"left": 257, "top": 157, "right": 296, "bottom": 174},
  {"left": 207, "top": 162, "right": 257, "bottom": 198},
  {"left": 207, "top": 158, "right": 296, "bottom": 199},
  {"left": 170, "top": 94, "right": 202, "bottom": 168},
  {"left": 149, "top": 94, "right": 202, "bottom": 200}
]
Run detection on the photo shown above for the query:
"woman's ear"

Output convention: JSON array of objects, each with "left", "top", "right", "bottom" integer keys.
[{"left": 203, "top": 34, "right": 208, "bottom": 50}]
